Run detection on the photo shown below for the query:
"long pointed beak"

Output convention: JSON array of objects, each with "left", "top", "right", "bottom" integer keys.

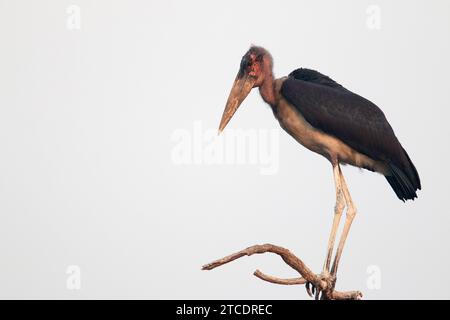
[{"left": 218, "top": 73, "right": 255, "bottom": 134}]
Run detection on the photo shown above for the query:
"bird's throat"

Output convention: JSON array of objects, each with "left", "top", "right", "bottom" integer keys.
[{"left": 259, "top": 74, "right": 277, "bottom": 107}]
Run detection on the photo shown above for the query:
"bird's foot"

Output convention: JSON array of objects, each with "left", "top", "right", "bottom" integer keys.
[{"left": 305, "top": 271, "right": 336, "bottom": 300}]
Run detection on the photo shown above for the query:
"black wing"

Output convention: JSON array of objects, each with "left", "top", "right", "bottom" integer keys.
[{"left": 281, "top": 68, "right": 421, "bottom": 200}]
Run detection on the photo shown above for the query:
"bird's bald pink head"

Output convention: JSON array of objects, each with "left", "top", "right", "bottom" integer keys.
[{"left": 238, "top": 46, "right": 273, "bottom": 87}]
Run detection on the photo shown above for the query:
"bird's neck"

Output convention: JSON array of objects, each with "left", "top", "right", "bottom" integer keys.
[{"left": 259, "top": 72, "right": 276, "bottom": 107}]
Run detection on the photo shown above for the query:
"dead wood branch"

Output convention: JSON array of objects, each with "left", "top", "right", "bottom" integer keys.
[
  {"left": 253, "top": 270, "right": 306, "bottom": 285},
  {"left": 202, "top": 243, "right": 362, "bottom": 300}
]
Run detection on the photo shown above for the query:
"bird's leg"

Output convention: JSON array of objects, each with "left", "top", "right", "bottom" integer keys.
[
  {"left": 306, "top": 163, "right": 345, "bottom": 299},
  {"left": 330, "top": 167, "right": 357, "bottom": 276},
  {"left": 323, "top": 163, "right": 345, "bottom": 273}
]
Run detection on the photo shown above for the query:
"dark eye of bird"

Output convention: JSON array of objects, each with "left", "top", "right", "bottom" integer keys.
[{"left": 240, "top": 58, "right": 247, "bottom": 70}]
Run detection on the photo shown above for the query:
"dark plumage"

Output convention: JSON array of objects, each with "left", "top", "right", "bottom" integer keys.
[{"left": 281, "top": 68, "right": 421, "bottom": 201}]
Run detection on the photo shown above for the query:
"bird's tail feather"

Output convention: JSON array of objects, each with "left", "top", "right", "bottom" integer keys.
[{"left": 385, "top": 154, "right": 421, "bottom": 202}]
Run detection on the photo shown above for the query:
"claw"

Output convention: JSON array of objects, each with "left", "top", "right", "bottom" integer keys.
[
  {"left": 306, "top": 282, "right": 313, "bottom": 297},
  {"left": 315, "top": 288, "right": 320, "bottom": 300}
]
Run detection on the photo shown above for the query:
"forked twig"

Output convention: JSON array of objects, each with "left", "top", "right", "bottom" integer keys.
[
  {"left": 202, "top": 243, "right": 362, "bottom": 300},
  {"left": 253, "top": 270, "right": 306, "bottom": 285}
]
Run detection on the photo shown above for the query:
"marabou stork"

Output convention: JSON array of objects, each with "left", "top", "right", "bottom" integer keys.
[{"left": 218, "top": 46, "right": 421, "bottom": 294}]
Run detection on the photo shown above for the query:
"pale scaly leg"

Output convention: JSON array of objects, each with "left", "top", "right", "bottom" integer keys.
[
  {"left": 331, "top": 166, "right": 357, "bottom": 276},
  {"left": 323, "top": 163, "right": 346, "bottom": 273},
  {"left": 306, "top": 163, "right": 345, "bottom": 299}
]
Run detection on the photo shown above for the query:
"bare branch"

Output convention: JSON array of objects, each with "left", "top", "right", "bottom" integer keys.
[
  {"left": 331, "top": 290, "right": 363, "bottom": 300},
  {"left": 202, "top": 243, "right": 363, "bottom": 300},
  {"left": 253, "top": 269, "right": 306, "bottom": 285},
  {"left": 202, "top": 243, "right": 323, "bottom": 286}
]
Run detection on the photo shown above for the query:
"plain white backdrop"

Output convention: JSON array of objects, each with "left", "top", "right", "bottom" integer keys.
[{"left": 0, "top": 0, "right": 449, "bottom": 299}]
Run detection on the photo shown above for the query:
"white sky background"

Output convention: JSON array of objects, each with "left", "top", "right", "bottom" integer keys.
[{"left": 0, "top": 0, "right": 449, "bottom": 299}]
